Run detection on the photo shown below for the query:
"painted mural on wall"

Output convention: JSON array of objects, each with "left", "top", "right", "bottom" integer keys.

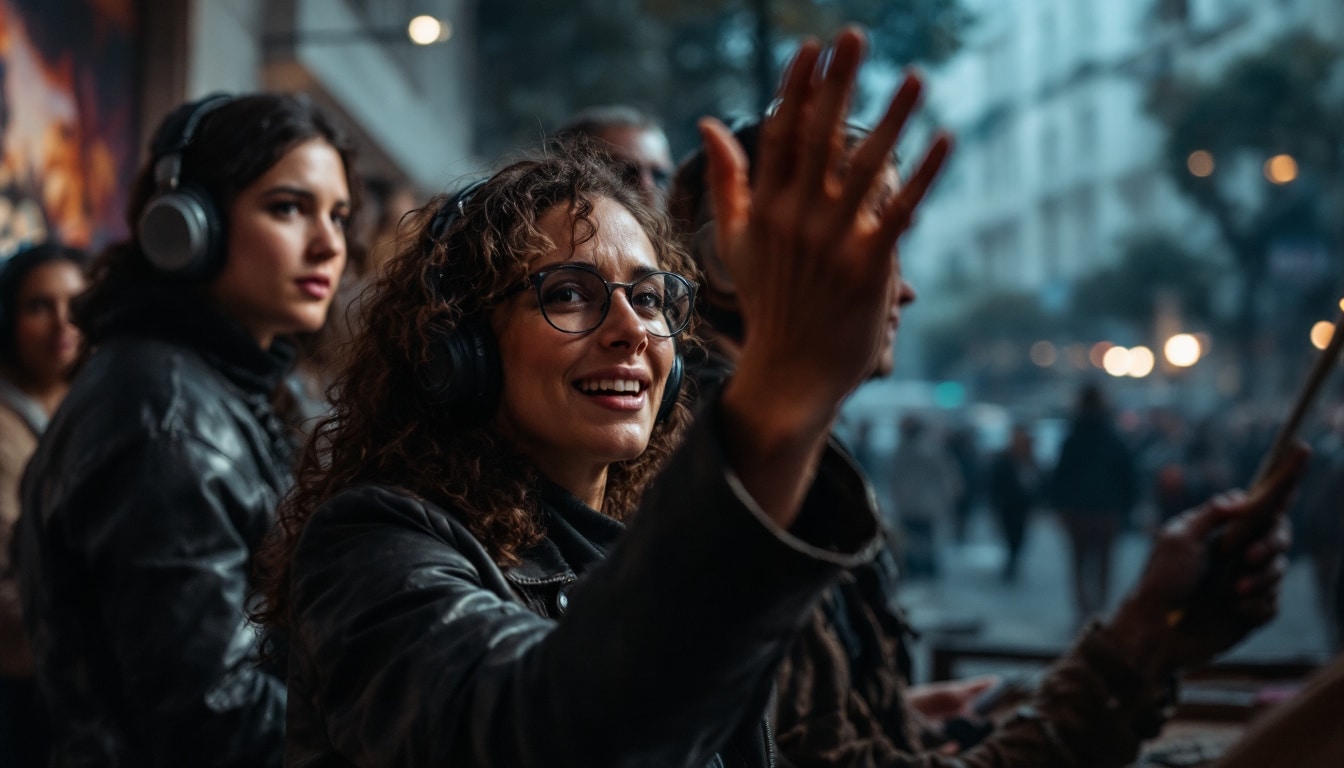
[{"left": 0, "top": 0, "right": 137, "bottom": 261}]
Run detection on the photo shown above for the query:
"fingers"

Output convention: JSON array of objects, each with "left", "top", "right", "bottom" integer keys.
[
  {"left": 834, "top": 73, "right": 923, "bottom": 226},
  {"left": 756, "top": 39, "right": 821, "bottom": 196},
  {"left": 1175, "top": 489, "right": 1247, "bottom": 540},
  {"left": 1244, "top": 514, "right": 1292, "bottom": 566},
  {"left": 698, "top": 117, "right": 752, "bottom": 273},
  {"left": 874, "top": 132, "right": 952, "bottom": 247},
  {"left": 1236, "top": 553, "right": 1288, "bottom": 597},
  {"left": 796, "top": 28, "right": 866, "bottom": 199}
]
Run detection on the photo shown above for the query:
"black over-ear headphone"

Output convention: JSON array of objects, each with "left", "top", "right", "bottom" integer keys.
[
  {"left": 422, "top": 180, "right": 684, "bottom": 424},
  {"left": 138, "top": 92, "right": 235, "bottom": 279}
]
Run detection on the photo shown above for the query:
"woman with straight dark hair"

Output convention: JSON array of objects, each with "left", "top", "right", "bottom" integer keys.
[
  {"left": 0, "top": 242, "right": 87, "bottom": 767},
  {"left": 13, "top": 92, "right": 357, "bottom": 767}
]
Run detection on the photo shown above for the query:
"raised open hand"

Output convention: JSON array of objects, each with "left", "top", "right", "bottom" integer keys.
[
  {"left": 702, "top": 28, "right": 951, "bottom": 428},
  {"left": 703, "top": 27, "right": 950, "bottom": 528}
]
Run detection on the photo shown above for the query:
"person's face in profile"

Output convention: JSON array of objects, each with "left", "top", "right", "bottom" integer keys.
[
  {"left": 491, "top": 196, "right": 677, "bottom": 488},
  {"left": 12, "top": 259, "right": 85, "bottom": 381},
  {"left": 597, "top": 125, "right": 674, "bottom": 210},
  {"left": 861, "top": 163, "right": 917, "bottom": 380},
  {"left": 208, "top": 138, "right": 352, "bottom": 348}
]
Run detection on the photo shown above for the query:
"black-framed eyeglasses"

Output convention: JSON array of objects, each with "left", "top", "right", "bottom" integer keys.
[{"left": 506, "top": 263, "right": 696, "bottom": 338}]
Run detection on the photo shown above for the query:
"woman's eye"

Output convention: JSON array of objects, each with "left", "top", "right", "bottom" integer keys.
[
  {"left": 269, "top": 200, "right": 301, "bottom": 217},
  {"left": 632, "top": 285, "right": 665, "bottom": 310},
  {"left": 542, "top": 283, "right": 591, "bottom": 306}
]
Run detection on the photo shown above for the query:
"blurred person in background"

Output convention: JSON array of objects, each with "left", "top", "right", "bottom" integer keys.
[
  {"left": 1051, "top": 382, "right": 1139, "bottom": 625},
  {"left": 557, "top": 104, "right": 675, "bottom": 209},
  {"left": 987, "top": 423, "right": 1040, "bottom": 583},
  {"left": 13, "top": 92, "right": 356, "bottom": 767},
  {"left": 890, "top": 413, "right": 961, "bottom": 581},
  {"left": 0, "top": 242, "right": 86, "bottom": 768},
  {"left": 944, "top": 422, "right": 981, "bottom": 544}
]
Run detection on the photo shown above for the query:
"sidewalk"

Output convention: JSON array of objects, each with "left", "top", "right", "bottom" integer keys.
[{"left": 895, "top": 508, "right": 1335, "bottom": 682}]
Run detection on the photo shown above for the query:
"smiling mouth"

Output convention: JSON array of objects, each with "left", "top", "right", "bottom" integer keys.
[{"left": 575, "top": 378, "right": 647, "bottom": 395}]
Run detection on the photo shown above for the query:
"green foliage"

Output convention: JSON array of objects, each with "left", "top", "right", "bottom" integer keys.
[
  {"left": 1068, "top": 233, "right": 1218, "bottom": 333},
  {"left": 1143, "top": 32, "right": 1344, "bottom": 269},
  {"left": 473, "top": 0, "right": 972, "bottom": 160}
]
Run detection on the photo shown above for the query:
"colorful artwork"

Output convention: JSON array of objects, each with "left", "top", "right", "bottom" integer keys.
[{"left": 0, "top": 0, "right": 138, "bottom": 260}]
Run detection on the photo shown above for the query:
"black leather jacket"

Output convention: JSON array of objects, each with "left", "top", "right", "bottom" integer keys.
[
  {"left": 14, "top": 286, "right": 294, "bottom": 767},
  {"left": 284, "top": 404, "right": 882, "bottom": 768}
]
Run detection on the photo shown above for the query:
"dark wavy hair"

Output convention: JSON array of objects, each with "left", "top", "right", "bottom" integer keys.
[
  {"left": 75, "top": 93, "right": 360, "bottom": 345},
  {"left": 0, "top": 242, "right": 89, "bottom": 365},
  {"left": 253, "top": 144, "right": 701, "bottom": 634}
]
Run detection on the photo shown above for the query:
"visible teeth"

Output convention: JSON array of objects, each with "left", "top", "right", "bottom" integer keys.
[{"left": 579, "top": 378, "right": 641, "bottom": 393}]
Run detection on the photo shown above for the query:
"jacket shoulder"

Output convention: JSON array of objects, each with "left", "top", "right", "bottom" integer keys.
[{"left": 50, "top": 337, "right": 252, "bottom": 463}]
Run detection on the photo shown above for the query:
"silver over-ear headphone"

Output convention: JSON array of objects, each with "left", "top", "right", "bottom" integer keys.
[{"left": 138, "top": 93, "right": 235, "bottom": 279}]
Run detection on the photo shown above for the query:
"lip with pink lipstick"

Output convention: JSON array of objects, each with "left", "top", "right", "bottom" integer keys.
[
  {"left": 573, "top": 368, "right": 651, "bottom": 411},
  {"left": 295, "top": 275, "right": 332, "bottom": 299}
]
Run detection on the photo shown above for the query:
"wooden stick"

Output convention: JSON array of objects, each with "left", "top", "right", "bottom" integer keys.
[{"left": 1251, "top": 310, "right": 1344, "bottom": 492}]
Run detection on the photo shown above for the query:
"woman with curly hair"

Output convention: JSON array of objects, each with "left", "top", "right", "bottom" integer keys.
[{"left": 254, "top": 29, "right": 949, "bottom": 767}]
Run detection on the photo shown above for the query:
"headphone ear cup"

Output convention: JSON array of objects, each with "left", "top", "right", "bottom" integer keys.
[
  {"left": 421, "top": 319, "right": 503, "bottom": 419},
  {"left": 139, "top": 182, "right": 224, "bottom": 280},
  {"left": 656, "top": 351, "right": 684, "bottom": 424}
]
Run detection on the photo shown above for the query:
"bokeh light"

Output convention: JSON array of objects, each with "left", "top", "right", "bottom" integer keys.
[
  {"left": 1029, "top": 340, "right": 1057, "bottom": 367},
  {"left": 1164, "top": 333, "right": 1201, "bottom": 367},
  {"left": 1264, "top": 154, "right": 1298, "bottom": 185},
  {"left": 1128, "top": 346, "right": 1155, "bottom": 377},
  {"left": 1102, "top": 346, "right": 1131, "bottom": 377},
  {"left": 1310, "top": 321, "right": 1334, "bottom": 351},
  {"left": 1089, "top": 341, "right": 1114, "bottom": 369},
  {"left": 1187, "top": 150, "right": 1215, "bottom": 177},
  {"left": 408, "top": 15, "right": 451, "bottom": 45}
]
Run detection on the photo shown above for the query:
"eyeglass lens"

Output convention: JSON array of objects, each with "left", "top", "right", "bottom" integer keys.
[{"left": 537, "top": 267, "right": 691, "bottom": 337}]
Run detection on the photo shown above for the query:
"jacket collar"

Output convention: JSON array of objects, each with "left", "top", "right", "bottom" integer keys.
[
  {"left": 96, "top": 283, "right": 296, "bottom": 397},
  {"left": 504, "top": 478, "right": 624, "bottom": 585}
]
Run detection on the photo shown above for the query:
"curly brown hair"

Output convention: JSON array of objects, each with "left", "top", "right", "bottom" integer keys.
[{"left": 253, "top": 144, "right": 700, "bottom": 634}]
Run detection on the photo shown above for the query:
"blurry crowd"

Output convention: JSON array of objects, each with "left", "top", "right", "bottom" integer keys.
[{"left": 846, "top": 385, "right": 1344, "bottom": 646}]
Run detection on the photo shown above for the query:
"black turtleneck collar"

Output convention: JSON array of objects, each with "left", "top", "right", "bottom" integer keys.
[
  {"left": 95, "top": 282, "right": 296, "bottom": 397},
  {"left": 536, "top": 477, "right": 625, "bottom": 575}
]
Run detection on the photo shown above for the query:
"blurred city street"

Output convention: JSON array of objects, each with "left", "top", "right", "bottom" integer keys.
[{"left": 895, "top": 506, "right": 1335, "bottom": 682}]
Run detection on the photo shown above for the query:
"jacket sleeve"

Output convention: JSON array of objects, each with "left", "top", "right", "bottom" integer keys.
[
  {"left": 289, "top": 401, "right": 882, "bottom": 768},
  {"left": 61, "top": 433, "right": 285, "bottom": 768},
  {"left": 774, "top": 620, "right": 1174, "bottom": 768}
]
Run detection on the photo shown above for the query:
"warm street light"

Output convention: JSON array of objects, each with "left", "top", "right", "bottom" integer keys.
[
  {"left": 1264, "top": 154, "right": 1298, "bottom": 185},
  {"left": 408, "top": 15, "right": 452, "bottom": 45},
  {"left": 1102, "top": 346, "right": 1131, "bottom": 377},
  {"left": 265, "top": 17, "right": 453, "bottom": 49},
  {"left": 1164, "top": 333, "right": 1202, "bottom": 367},
  {"left": 1187, "top": 150, "right": 1215, "bottom": 177},
  {"left": 1311, "top": 320, "right": 1334, "bottom": 350},
  {"left": 1128, "top": 346, "right": 1155, "bottom": 377}
]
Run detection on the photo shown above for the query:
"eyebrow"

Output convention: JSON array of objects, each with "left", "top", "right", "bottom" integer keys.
[
  {"left": 545, "top": 259, "right": 662, "bottom": 279},
  {"left": 263, "top": 185, "right": 351, "bottom": 209}
]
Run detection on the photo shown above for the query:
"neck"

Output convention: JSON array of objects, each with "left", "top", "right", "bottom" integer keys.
[{"left": 546, "top": 463, "right": 609, "bottom": 511}]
